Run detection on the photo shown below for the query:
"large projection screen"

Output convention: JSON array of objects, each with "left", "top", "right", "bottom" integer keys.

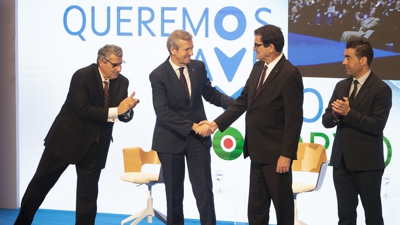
[{"left": 17, "top": 0, "right": 400, "bottom": 224}]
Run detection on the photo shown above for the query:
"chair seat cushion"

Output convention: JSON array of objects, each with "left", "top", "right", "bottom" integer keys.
[
  {"left": 120, "top": 172, "right": 159, "bottom": 184},
  {"left": 292, "top": 182, "right": 316, "bottom": 193}
]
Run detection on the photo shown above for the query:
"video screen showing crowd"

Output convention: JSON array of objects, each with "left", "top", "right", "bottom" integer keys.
[{"left": 289, "top": 0, "right": 400, "bottom": 52}]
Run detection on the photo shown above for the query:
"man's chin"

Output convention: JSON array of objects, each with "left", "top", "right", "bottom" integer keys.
[{"left": 110, "top": 74, "right": 119, "bottom": 80}]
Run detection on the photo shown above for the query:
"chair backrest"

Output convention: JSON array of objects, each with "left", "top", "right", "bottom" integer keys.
[
  {"left": 122, "top": 147, "right": 161, "bottom": 173},
  {"left": 292, "top": 142, "right": 327, "bottom": 173},
  {"left": 292, "top": 142, "right": 329, "bottom": 191}
]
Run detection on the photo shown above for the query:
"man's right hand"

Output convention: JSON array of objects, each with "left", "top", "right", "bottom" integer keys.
[
  {"left": 198, "top": 121, "right": 218, "bottom": 133},
  {"left": 192, "top": 122, "right": 213, "bottom": 137},
  {"left": 194, "top": 121, "right": 219, "bottom": 137}
]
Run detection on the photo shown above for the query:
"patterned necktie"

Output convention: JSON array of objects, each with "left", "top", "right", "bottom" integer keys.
[
  {"left": 349, "top": 80, "right": 359, "bottom": 105},
  {"left": 179, "top": 67, "right": 190, "bottom": 99},
  {"left": 103, "top": 81, "right": 109, "bottom": 107},
  {"left": 255, "top": 65, "right": 268, "bottom": 96}
]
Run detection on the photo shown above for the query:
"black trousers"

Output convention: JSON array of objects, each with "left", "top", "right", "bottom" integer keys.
[
  {"left": 14, "top": 142, "right": 102, "bottom": 225},
  {"left": 248, "top": 162, "right": 294, "bottom": 225},
  {"left": 333, "top": 158, "right": 384, "bottom": 225}
]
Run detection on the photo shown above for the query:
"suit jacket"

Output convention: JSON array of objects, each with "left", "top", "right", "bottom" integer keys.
[
  {"left": 322, "top": 72, "right": 392, "bottom": 171},
  {"left": 44, "top": 63, "right": 133, "bottom": 168},
  {"left": 215, "top": 55, "right": 304, "bottom": 164},
  {"left": 150, "top": 58, "right": 234, "bottom": 154}
]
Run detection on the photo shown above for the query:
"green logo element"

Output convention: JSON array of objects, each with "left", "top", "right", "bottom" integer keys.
[
  {"left": 213, "top": 127, "right": 244, "bottom": 160},
  {"left": 383, "top": 136, "right": 392, "bottom": 167}
]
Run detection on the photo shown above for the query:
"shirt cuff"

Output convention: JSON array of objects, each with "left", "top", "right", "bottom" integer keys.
[{"left": 107, "top": 107, "right": 118, "bottom": 122}]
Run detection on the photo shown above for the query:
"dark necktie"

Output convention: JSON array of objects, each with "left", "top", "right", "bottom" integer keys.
[
  {"left": 103, "top": 81, "right": 109, "bottom": 107},
  {"left": 255, "top": 65, "right": 268, "bottom": 96},
  {"left": 179, "top": 67, "right": 190, "bottom": 99},
  {"left": 349, "top": 80, "right": 359, "bottom": 105}
]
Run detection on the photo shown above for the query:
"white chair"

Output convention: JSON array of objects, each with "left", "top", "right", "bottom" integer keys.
[
  {"left": 120, "top": 147, "right": 167, "bottom": 225},
  {"left": 292, "top": 142, "right": 329, "bottom": 225}
]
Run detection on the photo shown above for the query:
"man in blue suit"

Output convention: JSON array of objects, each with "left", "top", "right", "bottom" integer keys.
[
  {"left": 322, "top": 38, "right": 392, "bottom": 225},
  {"left": 15, "top": 45, "right": 139, "bottom": 225},
  {"left": 149, "top": 30, "right": 234, "bottom": 225}
]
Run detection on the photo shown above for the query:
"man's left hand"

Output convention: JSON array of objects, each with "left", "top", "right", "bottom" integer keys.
[{"left": 276, "top": 156, "right": 291, "bottom": 174}]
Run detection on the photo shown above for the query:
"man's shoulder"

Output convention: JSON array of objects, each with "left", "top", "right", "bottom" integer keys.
[
  {"left": 150, "top": 59, "right": 171, "bottom": 75},
  {"left": 335, "top": 76, "right": 352, "bottom": 86},
  {"left": 77, "top": 63, "right": 96, "bottom": 73},
  {"left": 72, "top": 63, "right": 97, "bottom": 77},
  {"left": 116, "top": 73, "right": 129, "bottom": 83},
  {"left": 188, "top": 59, "right": 205, "bottom": 68},
  {"left": 369, "top": 72, "right": 391, "bottom": 90},
  {"left": 278, "top": 57, "right": 303, "bottom": 78}
]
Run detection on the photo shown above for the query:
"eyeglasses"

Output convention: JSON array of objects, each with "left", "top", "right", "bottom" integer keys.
[
  {"left": 104, "top": 59, "right": 125, "bottom": 68},
  {"left": 254, "top": 43, "right": 264, "bottom": 48}
]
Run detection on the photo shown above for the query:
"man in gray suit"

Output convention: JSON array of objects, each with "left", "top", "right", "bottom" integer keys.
[
  {"left": 15, "top": 44, "right": 139, "bottom": 225},
  {"left": 322, "top": 38, "right": 392, "bottom": 225},
  {"left": 340, "top": 11, "right": 380, "bottom": 42},
  {"left": 149, "top": 30, "right": 234, "bottom": 225}
]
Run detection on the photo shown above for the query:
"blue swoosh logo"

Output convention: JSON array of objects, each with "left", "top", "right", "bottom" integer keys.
[{"left": 214, "top": 47, "right": 246, "bottom": 82}]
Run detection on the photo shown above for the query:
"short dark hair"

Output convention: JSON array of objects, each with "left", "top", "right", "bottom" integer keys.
[
  {"left": 254, "top": 24, "right": 284, "bottom": 52},
  {"left": 346, "top": 38, "right": 374, "bottom": 66}
]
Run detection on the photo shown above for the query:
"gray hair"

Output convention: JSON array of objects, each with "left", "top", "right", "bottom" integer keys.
[
  {"left": 97, "top": 44, "right": 123, "bottom": 64},
  {"left": 167, "top": 30, "right": 193, "bottom": 54}
]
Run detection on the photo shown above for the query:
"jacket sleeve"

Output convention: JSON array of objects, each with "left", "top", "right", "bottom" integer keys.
[{"left": 343, "top": 83, "right": 392, "bottom": 136}]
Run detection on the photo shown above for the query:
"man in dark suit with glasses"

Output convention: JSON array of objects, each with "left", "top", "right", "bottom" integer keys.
[{"left": 15, "top": 44, "right": 139, "bottom": 225}]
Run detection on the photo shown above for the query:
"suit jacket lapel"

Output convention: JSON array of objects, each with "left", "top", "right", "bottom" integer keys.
[
  {"left": 187, "top": 63, "right": 195, "bottom": 106},
  {"left": 164, "top": 58, "right": 190, "bottom": 103},
  {"left": 342, "top": 77, "right": 352, "bottom": 99},
  {"left": 109, "top": 77, "right": 119, "bottom": 106},
  {"left": 92, "top": 64, "right": 105, "bottom": 107},
  {"left": 253, "top": 55, "right": 286, "bottom": 101},
  {"left": 351, "top": 73, "right": 373, "bottom": 109},
  {"left": 248, "top": 62, "right": 264, "bottom": 105}
]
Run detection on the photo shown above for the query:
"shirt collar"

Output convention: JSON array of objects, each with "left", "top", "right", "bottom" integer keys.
[
  {"left": 354, "top": 69, "right": 371, "bottom": 86},
  {"left": 265, "top": 53, "right": 283, "bottom": 69},
  {"left": 98, "top": 67, "right": 108, "bottom": 83},
  {"left": 169, "top": 57, "right": 186, "bottom": 71}
]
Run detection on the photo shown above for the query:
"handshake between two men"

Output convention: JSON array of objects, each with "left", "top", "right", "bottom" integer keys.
[{"left": 192, "top": 121, "right": 219, "bottom": 137}]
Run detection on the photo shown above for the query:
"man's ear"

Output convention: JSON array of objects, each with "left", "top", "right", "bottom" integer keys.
[
  {"left": 360, "top": 56, "right": 367, "bottom": 66},
  {"left": 170, "top": 46, "right": 176, "bottom": 55}
]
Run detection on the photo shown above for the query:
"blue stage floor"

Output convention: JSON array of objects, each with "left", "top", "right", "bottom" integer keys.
[{"left": 0, "top": 208, "right": 249, "bottom": 225}]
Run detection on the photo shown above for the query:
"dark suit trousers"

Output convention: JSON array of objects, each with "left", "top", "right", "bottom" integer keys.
[
  {"left": 14, "top": 142, "right": 102, "bottom": 225},
  {"left": 333, "top": 158, "right": 384, "bottom": 225},
  {"left": 248, "top": 162, "right": 294, "bottom": 225},
  {"left": 157, "top": 132, "right": 216, "bottom": 225}
]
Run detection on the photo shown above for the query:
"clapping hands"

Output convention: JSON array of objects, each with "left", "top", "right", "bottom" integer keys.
[
  {"left": 331, "top": 97, "right": 350, "bottom": 116},
  {"left": 192, "top": 121, "right": 218, "bottom": 137},
  {"left": 117, "top": 92, "right": 140, "bottom": 115}
]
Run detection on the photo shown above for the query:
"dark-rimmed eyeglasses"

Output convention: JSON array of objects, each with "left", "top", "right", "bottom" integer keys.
[
  {"left": 254, "top": 43, "right": 264, "bottom": 48},
  {"left": 104, "top": 59, "right": 125, "bottom": 68}
]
